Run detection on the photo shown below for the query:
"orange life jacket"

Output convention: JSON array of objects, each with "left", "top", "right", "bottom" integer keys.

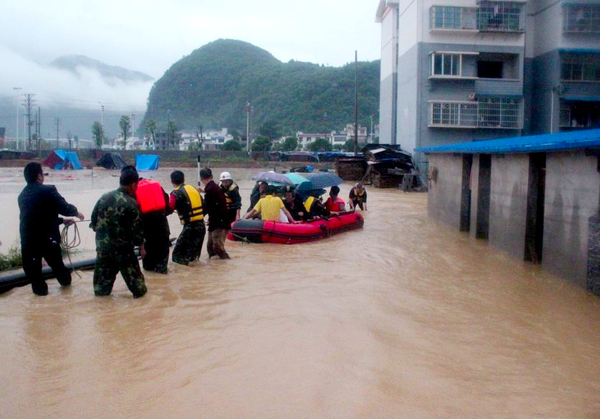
[
  {"left": 325, "top": 196, "right": 345, "bottom": 212},
  {"left": 137, "top": 179, "right": 166, "bottom": 214}
]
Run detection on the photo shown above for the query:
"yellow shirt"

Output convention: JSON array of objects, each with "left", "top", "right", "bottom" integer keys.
[{"left": 254, "top": 195, "right": 285, "bottom": 221}]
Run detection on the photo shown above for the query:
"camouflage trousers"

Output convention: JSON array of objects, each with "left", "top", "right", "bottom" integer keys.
[
  {"left": 172, "top": 221, "right": 206, "bottom": 265},
  {"left": 93, "top": 247, "right": 147, "bottom": 298}
]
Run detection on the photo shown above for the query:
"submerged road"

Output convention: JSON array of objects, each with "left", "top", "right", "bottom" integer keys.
[{"left": 0, "top": 168, "right": 599, "bottom": 418}]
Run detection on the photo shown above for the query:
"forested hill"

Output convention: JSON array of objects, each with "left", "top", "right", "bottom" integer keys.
[{"left": 141, "top": 39, "right": 380, "bottom": 135}]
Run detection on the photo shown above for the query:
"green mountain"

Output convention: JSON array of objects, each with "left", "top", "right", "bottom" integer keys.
[
  {"left": 141, "top": 39, "right": 380, "bottom": 136},
  {"left": 51, "top": 55, "right": 154, "bottom": 83}
]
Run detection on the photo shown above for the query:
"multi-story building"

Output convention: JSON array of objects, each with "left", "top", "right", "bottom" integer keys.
[
  {"left": 530, "top": 1, "right": 600, "bottom": 134},
  {"left": 377, "top": 0, "right": 600, "bottom": 171}
]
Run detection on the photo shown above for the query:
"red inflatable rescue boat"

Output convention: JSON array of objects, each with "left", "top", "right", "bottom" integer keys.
[{"left": 227, "top": 212, "right": 364, "bottom": 244}]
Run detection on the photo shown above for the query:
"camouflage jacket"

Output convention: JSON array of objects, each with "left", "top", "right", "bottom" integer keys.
[{"left": 90, "top": 187, "right": 144, "bottom": 251}]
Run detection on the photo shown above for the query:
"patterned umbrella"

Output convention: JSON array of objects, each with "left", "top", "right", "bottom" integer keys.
[
  {"left": 252, "top": 171, "right": 295, "bottom": 186},
  {"left": 296, "top": 173, "right": 343, "bottom": 191}
]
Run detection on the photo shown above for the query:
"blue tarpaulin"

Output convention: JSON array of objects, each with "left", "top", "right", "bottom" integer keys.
[
  {"left": 135, "top": 154, "right": 159, "bottom": 170},
  {"left": 42, "top": 150, "right": 83, "bottom": 170}
]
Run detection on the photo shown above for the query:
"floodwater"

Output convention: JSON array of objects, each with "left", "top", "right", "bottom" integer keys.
[{"left": 1, "top": 167, "right": 599, "bottom": 418}]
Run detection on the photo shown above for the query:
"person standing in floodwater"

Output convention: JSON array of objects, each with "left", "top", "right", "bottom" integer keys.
[
  {"left": 18, "top": 162, "right": 84, "bottom": 296},
  {"left": 89, "top": 168, "right": 147, "bottom": 298},
  {"left": 200, "top": 168, "right": 230, "bottom": 259},
  {"left": 169, "top": 170, "right": 205, "bottom": 265}
]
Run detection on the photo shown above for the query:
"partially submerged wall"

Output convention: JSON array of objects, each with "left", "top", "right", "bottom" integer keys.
[{"left": 427, "top": 154, "right": 464, "bottom": 230}]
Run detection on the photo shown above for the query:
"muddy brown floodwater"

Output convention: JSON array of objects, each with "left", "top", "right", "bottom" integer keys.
[{"left": 1, "top": 167, "right": 599, "bottom": 418}]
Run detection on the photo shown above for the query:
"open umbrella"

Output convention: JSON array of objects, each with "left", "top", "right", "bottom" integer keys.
[
  {"left": 252, "top": 171, "right": 294, "bottom": 186},
  {"left": 284, "top": 173, "right": 310, "bottom": 186},
  {"left": 296, "top": 173, "right": 343, "bottom": 192}
]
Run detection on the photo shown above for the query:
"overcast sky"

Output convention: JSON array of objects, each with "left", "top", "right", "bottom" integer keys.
[{"left": 1, "top": 0, "right": 381, "bottom": 78}]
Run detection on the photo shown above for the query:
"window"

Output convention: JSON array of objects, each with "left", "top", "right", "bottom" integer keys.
[
  {"left": 561, "top": 62, "right": 600, "bottom": 81},
  {"left": 430, "top": 6, "right": 477, "bottom": 30},
  {"left": 431, "top": 53, "right": 461, "bottom": 76},
  {"left": 478, "top": 61, "right": 504, "bottom": 78},
  {"left": 563, "top": 4, "right": 600, "bottom": 33},
  {"left": 477, "top": 2, "right": 523, "bottom": 32},
  {"left": 430, "top": 99, "right": 522, "bottom": 128}
]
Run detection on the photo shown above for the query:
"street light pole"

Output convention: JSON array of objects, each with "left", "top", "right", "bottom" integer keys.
[
  {"left": 370, "top": 115, "right": 373, "bottom": 143},
  {"left": 13, "top": 87, "right": 21, "bottom": 150}
]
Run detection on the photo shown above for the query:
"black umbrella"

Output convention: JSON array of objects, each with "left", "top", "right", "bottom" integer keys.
[{"left": 296, "top": 173, "right": 343, "bottom": 192}]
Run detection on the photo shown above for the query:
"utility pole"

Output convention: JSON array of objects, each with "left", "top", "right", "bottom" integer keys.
[
  {"left": 370, "top": 114, "right": 373, "bottom": 143},
  {"left": 13, "top": 87, "right": 21, "bottom": 150},
  {"left": 246, "top": 102, "right": 253, "bottom": 154},
  {"left": 131, "top": 113, "right": 136, "bottom": 139},
  {"left": 354, "top": 51, "right": 358, "bottom": 156},
  {"left": 37, "top": 107, "right": 42, "bottom": 157},
  {"left": 23, "top": 94, "right": 35, "bottom": 151},
  {"left": 166, "top": 110, "right": 171, "bottom": 150},
  {"left": 55, "top": 118, "right": 61, "bottom": 149}
]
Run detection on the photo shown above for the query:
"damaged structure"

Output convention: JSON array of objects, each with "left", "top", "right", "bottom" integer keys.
[{"left": 416, "top": 128, "right": 600, "bottom": 295}]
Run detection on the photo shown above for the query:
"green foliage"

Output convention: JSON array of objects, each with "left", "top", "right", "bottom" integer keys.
[
  {"left": 222, "top": 140, "right": 243, "bottom": 151},
  {"left": 308, "top": 138, "right": 332, "bottom": 152},
  {"left": 145, "top": 119, "right": 157, "bottom": 143},
  {"left": 259, "top": 120, "right": 281, "bottom": 140},
  {"left": 229, "top": 128, "right": 241, "bottom": 141},
  {"left": 0, "top": 244, "right": 22, "bottom": 271},
  {"left": 373, "top": 137, "right": 379, "bottom": 144},
  {"left": 91, "top": 121, "right": 104, "bottom": 149},
  {"left": 252, "top": 136, "right": 272, "bottom": 152},
  {"left": 141, "top": 39, "right": 380, "bottom": 135},
  {"left": 333, "top": 144, "right": 343, "bottom": 151},
  {"left": 283, "top": 137, "right": 298, "bottom": 151},
  {"left": 187, "top": 141, "right": 201, "bottom": 152},
  {"left": 343, "top": 139, "right": 356, "bottom": 152},
  {"left": 119, "top": 116, "right": 131, "bottom": 143}
]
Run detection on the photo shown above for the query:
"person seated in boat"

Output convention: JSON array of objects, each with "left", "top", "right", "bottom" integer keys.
[
  {"left": 243, "top": 185, "right": 296, "bottom": 223},
  {"left": 303, "top": 190, "right": 330, "bottom": 220},
  {"left": 283, "top": 186, "right": 307, "bottom": 222},
  {"left": 324, "top": 186, "right": 346, "bottom": 214},
  {"left": 348, "top": 183, "right": 367, "bottom": 211},
  {"left": 246, "top": 181, "right": 267, "bottom": 214}
]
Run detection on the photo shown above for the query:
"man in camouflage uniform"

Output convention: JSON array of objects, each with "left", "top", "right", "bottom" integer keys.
[{"left": 89, "top": 168, "right": 147, "bottom": 298}]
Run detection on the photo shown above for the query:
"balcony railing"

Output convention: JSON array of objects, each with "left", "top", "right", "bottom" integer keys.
[
  {"left": 430, "top": 3, "right": 524, "bottom": 32},
  {"left": 429, "top": 98, "right": 523, "bottom": 129},
  {"left": 563, "top": 4, "right": 600, "bottom": 33}
]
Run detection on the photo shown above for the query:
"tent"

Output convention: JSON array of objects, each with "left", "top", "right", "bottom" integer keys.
[
  {"left": 135, "top": 154, "right": 159, "bottom": 171},
  {"left": 96, "top": 153, "right": 127, "bottom": 170},
  {"left": 43, "top": 150, "right": 83, "bottom": 170}
]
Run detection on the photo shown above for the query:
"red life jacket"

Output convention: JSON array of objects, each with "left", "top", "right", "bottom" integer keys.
[
  {"left": 325, "top": 196, "right": 345, "bottom": 212},
  {"left": 137, "top": 179, "right": 166, "bottom": 214}
]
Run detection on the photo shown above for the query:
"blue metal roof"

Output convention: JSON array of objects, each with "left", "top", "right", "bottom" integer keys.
[{"left": 415, "top": 128, "right": 600, "bottom": 154}]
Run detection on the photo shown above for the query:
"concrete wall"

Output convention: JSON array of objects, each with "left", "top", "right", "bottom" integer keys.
[
  {"left": 379, "top": 4, "right": 399, "bottom": 145},
  {"left": 488, "top": 154, "right": 530, "bottom": 260},
  {"left": 543, "top": 151, "right": 600, "bottom": 287},
  {"left": 427, "top": 153, "right": 464, "bottom": 229},
  {"left": 396, "top": 43, "right": 420, "bottom": 157}
]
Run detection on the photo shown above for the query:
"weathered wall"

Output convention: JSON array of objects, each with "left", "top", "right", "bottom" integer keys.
[
  {"left": 543, "top": 151, "right": 600, "bottom": 287},
  {"left": 427, "top": 154, "right": 464, "bottom": 229},
  {"left": 488, "top": 154, "right": 530, "bottom": 260}
]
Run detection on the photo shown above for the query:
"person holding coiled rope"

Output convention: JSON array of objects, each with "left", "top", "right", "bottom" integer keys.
[{"left": 18, "top": 162, "right": 84, "bottom": 296}]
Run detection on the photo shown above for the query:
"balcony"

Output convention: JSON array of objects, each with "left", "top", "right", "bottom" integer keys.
[
  {"left": 429, "top": 98, "right": 523, "bottom": 129},
  {"left": 430, "top": 2, "right": 524, "bottom": 33},
  {"left": 563, "top": 4, "right": 600, "bottom": 34},
  {"left": 475, "top": 79, "right": 523, "bottom": 96}
]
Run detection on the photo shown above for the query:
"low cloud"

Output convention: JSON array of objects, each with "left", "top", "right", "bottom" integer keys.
[{"left": 0, "top": 45, "right": 152, "bottom": 113}]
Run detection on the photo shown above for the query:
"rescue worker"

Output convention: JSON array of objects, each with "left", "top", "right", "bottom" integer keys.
[
  {"left": 90, "top": 168, "right": 147, "bottom": 298},
  {"left": 303, "top": 190, "right": 330, "bottom": 219},
  {"left": 283, "top": 186, "right": 307, "bottom": 221},
  {"left": 348, "top": 183, "right": 368, "bottom": 211},
  {"left": 244, "top": 185, "right": 296, "bottom": 223},
  {"left": 200, "top": 168, "right": 230, "bottom": 259},
  {"left": 169, "top": 170, "right": 205, "bottom": 265},
  {"left": 219, "top": 171, "right": 242, "bottom": 225},
  {"left": 247, "top": 181, "right": 267, "bottom": 213},
  {"left": 136, "top": 177, "right": 172, "bottom": 273},
  {"left": 324, "top": 185, "right": 346, "bottom": 214},
  {"left": 18, "top": 162, "right": 84, "bottom": 296}
]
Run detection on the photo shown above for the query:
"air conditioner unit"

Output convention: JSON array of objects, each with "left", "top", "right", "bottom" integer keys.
[{"left": 468, "top": 92, "right": 477, "bottom": 101}]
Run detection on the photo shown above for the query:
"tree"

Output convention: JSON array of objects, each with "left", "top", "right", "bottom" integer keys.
[
  {"left": 223, "top": 140, "right": 243, "bottom": 151},
  {"left": 119, "top": 116, "right": 131, "bottom": 148},
  {"left": 145, "top": 119, "right": 157, "bottom": 147},
  {"left": 259, "top": 120, "right": 280, "bottom": 140},
  {"left": 333, "top": 144, "right": 343, "bottom": 151},
  {"left": 308, "top": 138, "right": 332, "bottom": 152},
  {"left": 283, "top": 136, "right": 298, "bottom": 151},
  {"left": 372, "top": 137, "right": 379, "bottom": 144},
  {"left": 92, "top": 121, "right": 104, "bottom": 149},
  {"left": 229, "top": 128, "right": 241, "bottom": 141},
  {"left": 252, "top": 136, "right": 272, "bottom": 152},
  {"left": 342, "top": 139, "right": 356, "bottom": 152},
  {"left": 166, "top": 121, "right": 177, "bottom": 150}
]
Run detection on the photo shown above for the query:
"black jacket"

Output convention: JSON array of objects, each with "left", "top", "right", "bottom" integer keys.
[{"left": 18, "top": 183, "right": 78, "bottom": 249}]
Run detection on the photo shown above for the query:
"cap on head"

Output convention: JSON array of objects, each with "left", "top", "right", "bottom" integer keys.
[
  {"left": 355, "top": 183, "right": 363, "bottom": 189},
  {"left": 220, "top": 171, "right": 232, "bottom": 181}
]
